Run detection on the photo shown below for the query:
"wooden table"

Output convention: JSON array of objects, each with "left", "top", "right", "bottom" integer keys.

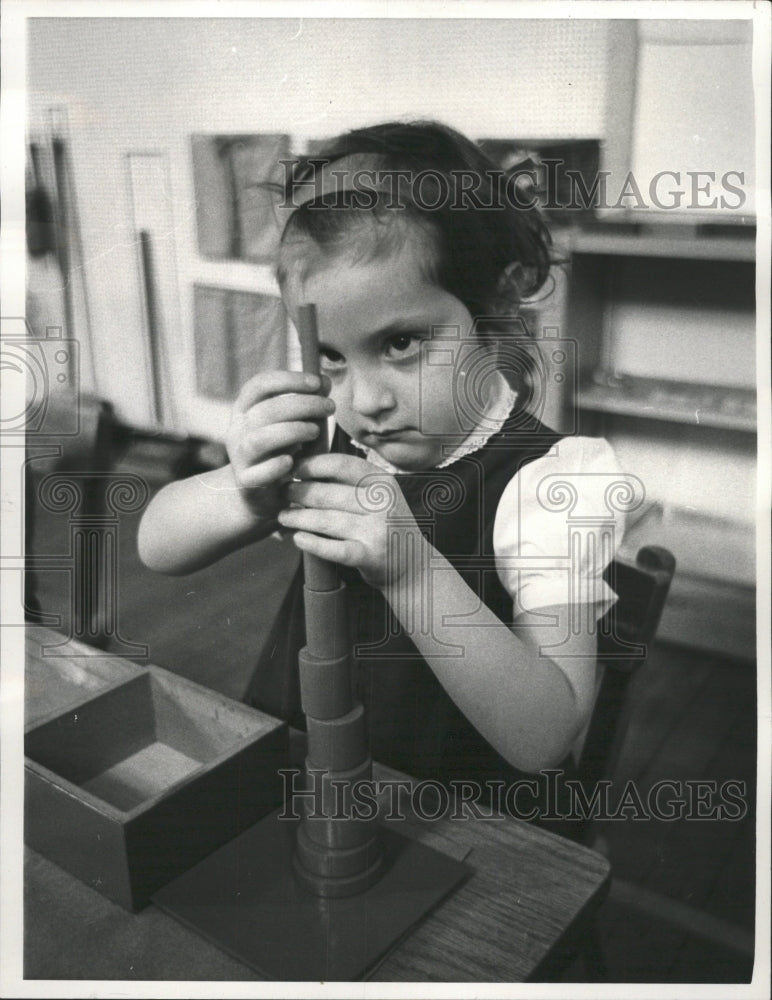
[{"left": 23, "top": 630, "right": 611, "bottom": 982}]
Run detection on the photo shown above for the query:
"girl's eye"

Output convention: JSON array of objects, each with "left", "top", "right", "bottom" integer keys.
[
  {"left": 384, "top": 333, "right": 422, "bottom": 360},
  {"left": 319, "top": 348, "right": 346, "bottom": 371}
]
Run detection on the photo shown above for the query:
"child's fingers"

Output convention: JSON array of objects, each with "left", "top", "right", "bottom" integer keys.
[
  {"left": 247, "top": 391, "right": 334, "bottom": 428},
  {"left": 234, "top": 371, "right": 323, "bottom": 414},
  {"left": 277, "top": 506, "right": 357, "bottom": 539},
  {"left": 238, "top": 421, "right": 320, "bottom": 464},
  {"left": 238, "top": 454, "right": 295, "bottom": 489},
  {"left": 285, "top": 480, "right": 361, "bottom": 514},
  {"left": 293, "top": 452, "right": 378, "bottom": 485},
  {"left": 291, "top": 531, "right": 365, "bottom": 568}
]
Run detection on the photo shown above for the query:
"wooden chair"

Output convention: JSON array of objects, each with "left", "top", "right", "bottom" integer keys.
[
  {"left": 577, "top": 544, "right": 678, "bottom": 833},
  {"left": 545, "top": 544, "right": 676, "bottom": 982}
]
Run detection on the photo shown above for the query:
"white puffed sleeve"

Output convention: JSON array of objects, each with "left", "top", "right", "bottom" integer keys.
[{"left": 492, "top": 437, "right": 632, "bottom": 622}]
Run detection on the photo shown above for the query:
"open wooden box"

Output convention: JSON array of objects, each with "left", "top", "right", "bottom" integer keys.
[{"left": 25, "top": 640, "right": 287, "bottom": 911}]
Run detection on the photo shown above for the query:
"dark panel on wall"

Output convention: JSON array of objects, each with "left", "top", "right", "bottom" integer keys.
[
  {"left": 193, "top": 285, "right": 287, "bottom": 400},
  {"left": 192, "top": 134, "right": 290, "bottom": 263}
]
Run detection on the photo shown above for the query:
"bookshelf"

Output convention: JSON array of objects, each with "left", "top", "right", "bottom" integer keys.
[
  {"left": 559, "top": 221, "right": 757, "bottom": 661},
  {"left": 567, "top": 226, "right": 756, "bottom": 263},
  {"left": 577, "top": 377, "right": 756, "bottom": 435}
]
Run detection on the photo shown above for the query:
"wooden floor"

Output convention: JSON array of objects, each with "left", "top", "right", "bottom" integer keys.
[{"left": 26, "top": 471, "right": 757, "bottom": 984}]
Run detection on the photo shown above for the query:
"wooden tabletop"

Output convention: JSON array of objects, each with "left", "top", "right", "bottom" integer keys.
[{"left": 23, "top": 629, "right": 611, "bottom": 982}]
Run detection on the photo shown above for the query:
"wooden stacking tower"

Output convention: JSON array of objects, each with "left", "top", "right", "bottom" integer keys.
[
  {"left": 292, "top": 304, "right": 384, "bottom": 898},
  {"left": 152, "top": 305, "right": 468, "bottom": 978}
]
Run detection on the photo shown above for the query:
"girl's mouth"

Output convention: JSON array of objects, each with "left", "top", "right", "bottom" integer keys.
[{"left": 363, "top": 428, "right": 413, "bottom": 441}]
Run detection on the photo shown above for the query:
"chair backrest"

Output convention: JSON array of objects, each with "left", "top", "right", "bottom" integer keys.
[{"left": 576, "top": 545, "right": 677, "bottom": 801}]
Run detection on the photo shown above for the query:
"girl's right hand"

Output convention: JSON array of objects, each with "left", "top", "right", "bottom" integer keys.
[{"left": 225, "top": 370, "right": 335, "bottom": 520}]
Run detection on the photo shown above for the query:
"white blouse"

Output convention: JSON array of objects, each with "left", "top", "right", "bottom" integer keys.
[
  {"left": 492, "top": 435, "right": 625, "bottom": 622},
  {"left": 350, "top": 372, "right": 628, "bottom": 622}
]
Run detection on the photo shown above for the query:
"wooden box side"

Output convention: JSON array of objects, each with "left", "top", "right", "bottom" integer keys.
[
  {"left": 25, "top": 765, "right": 133, "bottom": 909},
  {"left": 144, "top": 662, "right": 281, "bottom": 761},
  {"left": 25, "top": 675, "right": 155, "bottom": 786},
  {"left": 25, "top": 628, "right": 146, "bottom": 730},
  {"left": 124, "top": 723, "right": 289, "bottom": 908}
]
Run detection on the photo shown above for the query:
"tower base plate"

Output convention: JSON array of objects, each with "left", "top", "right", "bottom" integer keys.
[{"left": 153, "top": 809, "right": 469, "bottom": 981}]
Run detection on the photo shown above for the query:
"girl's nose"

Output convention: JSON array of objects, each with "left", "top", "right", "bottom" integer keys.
[{"left": 349, "top": 369, "right": 396, "bottom": 419}]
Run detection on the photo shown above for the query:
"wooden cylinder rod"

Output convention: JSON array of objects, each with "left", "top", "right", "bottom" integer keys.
[{"left": 296, "top": 304, "right": 339, "bottom": 595}]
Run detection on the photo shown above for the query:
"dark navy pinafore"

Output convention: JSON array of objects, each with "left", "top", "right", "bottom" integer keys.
[{"left": 245, "top": 406, "right": 582, "bottom": 811}]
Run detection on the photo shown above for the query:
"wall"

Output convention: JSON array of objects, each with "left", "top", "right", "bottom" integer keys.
[
  {"left": 28, "top": 16, "right": 609, "bottom": 436},
  {"left": 631, "top": 19, "right": 755, "bottom": 216}
]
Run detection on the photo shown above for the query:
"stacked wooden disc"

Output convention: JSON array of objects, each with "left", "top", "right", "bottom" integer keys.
[{"left": 292, "top": 304, "right": 384, "bottom": 898}]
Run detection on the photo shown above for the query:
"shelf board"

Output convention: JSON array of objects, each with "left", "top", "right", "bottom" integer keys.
[
  {"left": 620, "top": 503, "right": 755, "bottom": 588},
  {"left": 576, "top": 378, "right": 757, "bottom": 433},
  {"left": 567, "top": 227, "right": 756, "bottom": 262}
]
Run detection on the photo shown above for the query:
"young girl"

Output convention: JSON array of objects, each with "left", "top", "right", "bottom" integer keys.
[{"left": 138, "top": 121, "right": 626, "bottom": 800}]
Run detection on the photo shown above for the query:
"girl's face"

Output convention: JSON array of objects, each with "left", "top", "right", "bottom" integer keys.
[{"left": 282, "top": 235, "right": 478, "bottom": 472}]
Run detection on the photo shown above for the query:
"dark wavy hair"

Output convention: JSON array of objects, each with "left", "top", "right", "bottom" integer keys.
[{"left": 277, "top": 121, "right": 555, "bottom": 325}]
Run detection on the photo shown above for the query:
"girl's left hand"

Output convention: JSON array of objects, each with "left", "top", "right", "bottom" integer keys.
[{"left": 277, "top": 453, "right": 421, "bottom": 590}]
